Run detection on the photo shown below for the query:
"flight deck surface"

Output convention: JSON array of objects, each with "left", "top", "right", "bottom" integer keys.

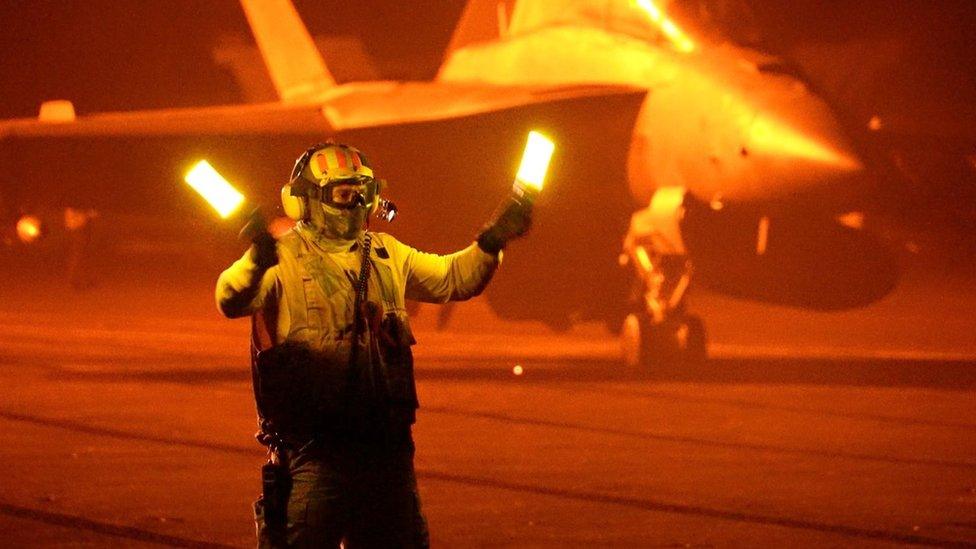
[{"left": 0, "top": 265, "right": 973, "bottom": 547}]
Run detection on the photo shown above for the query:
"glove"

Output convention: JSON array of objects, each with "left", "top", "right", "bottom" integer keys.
[
  {"left": 476, "top": 195, "right": 533, "bottom": 255},
  {"left": 240, "top": 208, "right": 278, "bottom": 269}
]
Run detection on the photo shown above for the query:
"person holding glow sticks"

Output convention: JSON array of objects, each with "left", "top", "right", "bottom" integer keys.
[{"left": 213, "top": 136, "right": 550, "bottom": 548}]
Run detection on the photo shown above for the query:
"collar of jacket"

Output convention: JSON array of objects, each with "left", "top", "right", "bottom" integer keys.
[{"left": 295, "top": 221, "right": 363, "bottom": 253}]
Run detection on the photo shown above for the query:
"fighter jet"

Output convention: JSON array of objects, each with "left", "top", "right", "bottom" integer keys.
[{"left": 0, "top": 0, "right": 895, "bottom": 367}]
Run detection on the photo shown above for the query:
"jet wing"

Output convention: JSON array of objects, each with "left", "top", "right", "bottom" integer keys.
[
  {"left": 0, "top": 82, "right": 643, "bottom": 139},
  {"left": 1, "top": 82, "right": 647, "bottom": 331},
  {"left": 316, "top": 82, "right": 644, "bottom": 132},
  {"left": 0, "top": 101, "right": 330, "bottom": 138}
]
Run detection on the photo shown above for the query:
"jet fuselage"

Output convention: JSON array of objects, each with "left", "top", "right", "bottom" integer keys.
[{"left": 438, "top": 13, "right": 864, "bottom": 213}]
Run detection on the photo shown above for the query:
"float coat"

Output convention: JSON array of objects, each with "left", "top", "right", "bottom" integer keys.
[{"left": 216, "top": 222, "right": 498, "bottom": 445}]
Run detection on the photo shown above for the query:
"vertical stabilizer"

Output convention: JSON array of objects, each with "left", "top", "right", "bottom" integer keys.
[
  {"left": 239, "top": 0, "right": 335, "bottom": 103},
  {"left": 508, "top": 0, "right": 608, "bottom": 35},
  {"left": 445, "top": 0, "right": 516, "bottom": 57}
]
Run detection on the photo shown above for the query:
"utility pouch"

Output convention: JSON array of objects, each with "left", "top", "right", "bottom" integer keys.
[
  {"left": 378, "top": 313, "right": 419, "bottom": 409},
  {"left": 255, "top": 341, "right": 358, "bottom": 441},
  {"left": 260, "top": 460, "right": 291, "bottom": 535},
  {"left": 254, "top": 343, "right": 318, "bottom": 439}
]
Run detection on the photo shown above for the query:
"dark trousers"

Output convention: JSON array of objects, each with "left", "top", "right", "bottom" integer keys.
[{"left": 255, "top": 433, "right": 429, "bottom": 548}]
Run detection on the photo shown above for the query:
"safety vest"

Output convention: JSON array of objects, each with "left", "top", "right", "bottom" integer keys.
[{"left": 251, "top": 228, "right": 419, "bottom": 446}]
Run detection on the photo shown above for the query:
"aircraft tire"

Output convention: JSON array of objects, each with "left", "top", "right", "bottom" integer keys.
[
  {"left": 621, "top": 312, "right": 674, "bottom": 369},
  {"left": 620, "top": 312, "right": 645, "bottom": 369},
  {"left": 621, "top": 312, "right": 707, "bottom": 369},
  {"left": 678, "top": 314, "right": 707, "bottom": 363}
]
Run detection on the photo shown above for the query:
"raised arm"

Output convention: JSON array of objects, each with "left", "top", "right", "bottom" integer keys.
[
  {"left": 401, "top": 241, "right": 499, "bottom": 303},
  {"left": 215, "top": 223, "right": 281, "bottom": 318},
  {"left": 215, "top": 249, "right": 281, "bottom": 318},
  {"left": 397, "top": 189, "right": 533, "bottom": 303}
]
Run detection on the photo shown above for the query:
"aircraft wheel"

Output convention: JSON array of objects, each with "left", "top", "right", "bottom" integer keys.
[
  {"left": 675, "top": 314, "right": 707, "bottom": 363},
  {"left": 621, "top": 312, "right": 671, "bottom": 369},
  {"left": 620, "top": 312, "right": 646, "bottom": 368},
  {"left": 621, "top": 313, "right": 707, "bottom": 368}
]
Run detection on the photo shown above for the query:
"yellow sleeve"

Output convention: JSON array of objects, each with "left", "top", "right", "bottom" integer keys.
[
  {"left": 214, "top": 247, "right": 280, "bottom": 318},
  {"left": 399, "top": 239, "right": 500, "bottom": 303}
]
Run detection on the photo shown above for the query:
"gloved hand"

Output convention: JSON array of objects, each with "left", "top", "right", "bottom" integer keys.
[
  {"left": 240, "top": 208, "right": 278, "bottom": 269},
  {"left": 476, "top": 195, "right": 533, "bottom": 255}
]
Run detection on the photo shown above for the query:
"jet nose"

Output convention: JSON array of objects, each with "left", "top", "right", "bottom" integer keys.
[{"left": 745, "top": 91, "right": 865, "bottom": 208}]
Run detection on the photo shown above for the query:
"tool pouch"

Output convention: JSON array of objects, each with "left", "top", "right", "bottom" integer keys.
[
  {"left": 378, "top": 313, "right": 419, "bottom": 411},
  {"left": 257, "top": 460, "right": 291, "bottom": 543},
  {"left": 254, "top": 342, "right": 319, "bottom": 440}
]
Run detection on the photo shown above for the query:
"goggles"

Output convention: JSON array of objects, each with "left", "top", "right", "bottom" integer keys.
[
  {"left": 325, "top": 178, "right": 370, "bottom": 208},
  {"left": 290, "top": 176, "right": 374, "bottom": 209}
]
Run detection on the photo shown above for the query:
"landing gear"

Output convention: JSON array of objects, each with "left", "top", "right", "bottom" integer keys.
[{"left": 620, "top": 188, "right": 708, "bottom": 369}]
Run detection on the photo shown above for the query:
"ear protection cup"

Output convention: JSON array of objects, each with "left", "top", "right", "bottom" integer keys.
[
  {"left": 280, "top": 183, "right": 306, "bottom": 221},
  {"left": 279, "top": 143, "right": 325, "bottom": 220}
]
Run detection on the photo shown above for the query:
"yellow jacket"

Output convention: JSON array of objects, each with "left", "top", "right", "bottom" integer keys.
[
  {"left": 216, "top": 223, "right": 498, "bottom": 434},
  {"left": 216, "top": 223, "right": 498, "bottom": 346},
  {"left": 216, "top": 223, "right": 499, "bottom": 436}
]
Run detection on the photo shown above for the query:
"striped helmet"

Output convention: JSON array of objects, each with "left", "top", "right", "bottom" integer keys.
[
  {"left": 285, "top": 143, "right": 380, "bottom": 216},
  {"left": 291, "top": 142, "right": 374, "bottom": 183}
]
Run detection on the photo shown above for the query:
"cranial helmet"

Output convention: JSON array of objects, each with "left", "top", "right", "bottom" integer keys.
[{"left": 280, "top": 143, "right": 382, "bottom": 221}]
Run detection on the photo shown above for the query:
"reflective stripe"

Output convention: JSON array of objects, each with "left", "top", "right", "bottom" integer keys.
[
  {"left": 307, "top": 146, "right": 372, "bottom": 180},
  {"left": 310, "top": 148, "right": 338, "bottom": 179}
]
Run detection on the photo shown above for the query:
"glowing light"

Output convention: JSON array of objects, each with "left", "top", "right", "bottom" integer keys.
[
  {"left": 38, "top": 100, "right": 76, "bottom": 123},
  {"left": 837, "top": 211, "right": 865, "bottom": 230},
  {"left": 635, "top": 0, "right": 695, "bottom": 53},
  {"left": 184, "top": 160, "right": 246, "bottom": 219},
  {"left": 515, "top": 130, "right": 555, "bottom": 192},
  {"left": 513, "top": 365, "right": 524, "bottom": 376},
  {"left": 16, "top": 215, "right": 43, "bottom": 243},
  {"left": 634, "top": 246, "right": 653, "bottom": 273},
  {"left": 709, "top": 195, "right": 725, "bottom": 211},
  {"left": 868, "top": 116, "right": 883, "bottom": 131},
  {"left": 64, "top": 207, "right": 96, "bottom": 230},
  {"left": 756, "top": 216, "right": 769, "bottom": 255},
  {"left": 750, "top": 116, "right": 862, "bottom": 170}
]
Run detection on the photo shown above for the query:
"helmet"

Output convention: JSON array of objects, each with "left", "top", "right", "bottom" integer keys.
[{"left": 281, "top": 143, "right": 381, "bottom": 221}]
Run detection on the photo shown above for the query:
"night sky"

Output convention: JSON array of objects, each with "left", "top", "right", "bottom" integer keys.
[
  {"left": 1, "top": 1, "right": 974, "bottom": 233},
  {"left": 0, "top": 1, "right": 465, "bottom": 117},
  {"left": 2, "top": 1, "right": 974, "bottom": 118}
]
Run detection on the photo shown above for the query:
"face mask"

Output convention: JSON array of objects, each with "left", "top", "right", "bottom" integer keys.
[{"left": 307, "top": 198, "right": 366, "bottom": 241}]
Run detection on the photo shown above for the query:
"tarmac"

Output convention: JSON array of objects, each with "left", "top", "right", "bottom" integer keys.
[{"left": 0, "top": 258, "right": 974, "bottom": 547}]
